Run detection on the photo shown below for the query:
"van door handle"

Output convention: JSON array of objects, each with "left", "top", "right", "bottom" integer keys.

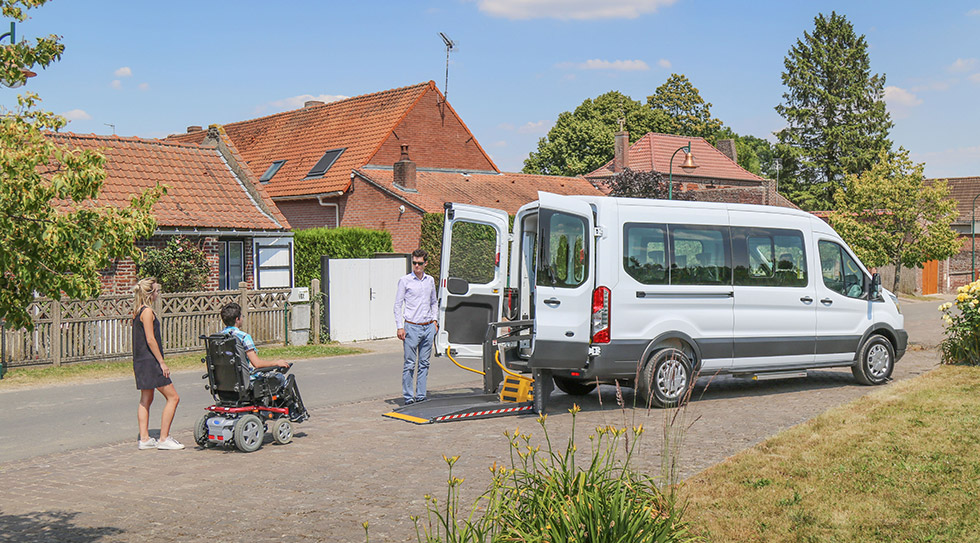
[
  {"left": 544, "top": 298, "right": 561, "bottom": 307},
  {"left": 821, "top": 298, "right": 833, "bottom": 305},
  {"left": 800, "top": 296, "right": 813, "bottom": 303}
]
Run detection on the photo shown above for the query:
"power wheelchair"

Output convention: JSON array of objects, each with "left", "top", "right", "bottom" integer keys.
[{"left": 194, "top": 333, "right": 309, "bottom": 452}]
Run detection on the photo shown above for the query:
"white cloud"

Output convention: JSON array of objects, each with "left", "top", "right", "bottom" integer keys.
[
  {"left": 138, "top": 82, "right": 150, "bottom": 91},
  {"left": 968, "top": 8, "right": 980, "bottom": 15},
  {"left": 110, "top": 79, "right": 122, "bottom": 89},
  {"left": 497, "top": 122, "right": 516, "bottom": 131},
  {"left": 558, "top": 59, "right": 650, "bottom": 71},
  {"left": 269, "top": 93, "right": 349, "bottom": 110},
  {"left": 658, "top": 58, "right": 672, "bottom": 69},
  {"left": 518, "top": 120, "right": 554, "bottom": 134},
  {"left": 883, "top": 86, "right": 922, "bottom": 119},
  {"left": 478, "top": 0, "right": 678, "bottom": 20},
  {"left": 114, "top": 66, "right": 132, "bottom": 77},
  {"left": 969, "top": 73, "right": 980, "bottom": 84},
  {"left": 492, "top": 140, "right": 508, "bottom": 147},
  {"left": 913, "top": 144, "right": 980, "bottom": 179},
  {"left": 948, "top": 58, "right": 978, "bottom": 73},
  {"left": 62, "top": 109, "right": 92, "bottom": 121}
]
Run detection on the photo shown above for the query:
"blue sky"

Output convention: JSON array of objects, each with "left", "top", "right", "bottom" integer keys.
[{"left": 7, "top": 0, "right": 980, "bottom": 178}]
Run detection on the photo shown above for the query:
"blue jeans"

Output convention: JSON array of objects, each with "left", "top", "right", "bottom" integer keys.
[{"left": 403, "top": 322, "right": 435, "bottom": 402}]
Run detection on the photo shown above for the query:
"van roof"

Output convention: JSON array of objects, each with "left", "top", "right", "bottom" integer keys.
[{"left": 539, "top": 192, "right": 816, "bottom": 221}]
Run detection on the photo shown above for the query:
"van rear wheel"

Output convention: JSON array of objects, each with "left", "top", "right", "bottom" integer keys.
[
  {"left": 852, "top": 334, "right": 894, "bottom": 385},
  {"left": 553, "top": 376, "right": 597, "bottom": 396},
  {"left": 638, "top": 348, "right": 692, "bottom": 408}
]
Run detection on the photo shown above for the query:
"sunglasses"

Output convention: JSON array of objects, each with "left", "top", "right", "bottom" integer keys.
[{"left": 412, "top": 261, "right": 426, "bottom": 266}]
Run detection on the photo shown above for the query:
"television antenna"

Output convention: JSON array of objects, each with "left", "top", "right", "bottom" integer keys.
[
  {"left": 439, "top": 32, "right": 456, "bottom": 102},
  {"left": 104, "top": 123, "right": 116, "bottom": 135}
]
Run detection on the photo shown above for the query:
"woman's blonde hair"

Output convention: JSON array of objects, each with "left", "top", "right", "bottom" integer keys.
[{"left": 133, "top": 277, "right": 160, "bottom": 317}]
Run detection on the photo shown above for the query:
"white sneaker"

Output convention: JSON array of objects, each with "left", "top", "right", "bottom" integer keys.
[
  {"left": 156, "top": 436, "right": 185, "bottom": 450},
  {"left": 138, "top": 437, "right": 158, "bottom": 450}
]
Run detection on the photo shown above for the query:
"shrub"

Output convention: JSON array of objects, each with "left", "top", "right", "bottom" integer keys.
[
  {"left": 137, "top": 236, "right": 209, "bottom": 293},
  {"left": 939, "top": 279, "right": 980, "bottom": 365},
  {"left": 410, "top": 406, "right": 698, "bottom": 543},
  {"left": 293, "top": 227, "right": 392, "bottom": 288}
]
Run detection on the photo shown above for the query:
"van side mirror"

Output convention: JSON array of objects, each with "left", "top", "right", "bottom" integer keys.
[
  {"left": 447, "top": 277, "right": 469, "bottom": 295},
  {"left": 868, "top": 273, "right": 882, "bottom": 300}
]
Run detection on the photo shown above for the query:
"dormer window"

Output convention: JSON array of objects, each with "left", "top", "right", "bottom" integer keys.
[
  {"left": 305, "top": 148, "right": 346, "bottom": 179},
  {"left": 259, "top": 160, "right": 286, "bottom": 183}
]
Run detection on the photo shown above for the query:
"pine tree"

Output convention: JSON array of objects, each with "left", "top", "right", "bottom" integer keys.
[{"left": 775, "top": 11, "right": 893, "bottom": 210}]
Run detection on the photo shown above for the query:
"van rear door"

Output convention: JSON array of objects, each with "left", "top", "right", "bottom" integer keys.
[
  {"left": 531, "top": 193, "right": 595, "bottom": 370},
  {"left": 436, "top": 203, "right": 510, "bottom": 359}
]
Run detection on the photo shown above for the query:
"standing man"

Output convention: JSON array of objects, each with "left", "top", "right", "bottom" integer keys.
[{"left": 394, "top": 249, "right": 439, "bottom": 405}]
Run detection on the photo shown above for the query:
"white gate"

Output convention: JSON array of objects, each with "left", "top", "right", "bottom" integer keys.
[{"left": 326, "top": 257, "right": 408, "bottom": 342}]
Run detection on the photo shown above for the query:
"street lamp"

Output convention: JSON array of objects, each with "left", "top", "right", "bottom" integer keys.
[
  {"left": 1, "top": 21, "right": 37, "bottom": 89},
  {"left": 972, "top": 192, "right": 979, "bottom": 282},
  {"left": 668, "top": 141, "right": 697, "bottom": 200}
]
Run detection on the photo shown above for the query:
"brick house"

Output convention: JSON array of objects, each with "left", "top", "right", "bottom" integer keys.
[
  {"left": 585, "top": 131, "right": 797, "bottom": 208},
  {"left": 53, "top": 131, "right": 293, "bottom": 294},
  {"left": 923, "top": 176, "right": 980, "bottom": 293},
  {"left": 167, "top": 81, "right": 601, "bottom": 252}
]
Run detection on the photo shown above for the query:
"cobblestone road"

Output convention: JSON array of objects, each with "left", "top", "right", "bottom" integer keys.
[{"left": 0, "top": 347, "right": 939, "bottom": 542}]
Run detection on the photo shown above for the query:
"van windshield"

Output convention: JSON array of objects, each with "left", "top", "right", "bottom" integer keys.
[{"left": 537, "top": 210, "right": 588, "bottom": 288}]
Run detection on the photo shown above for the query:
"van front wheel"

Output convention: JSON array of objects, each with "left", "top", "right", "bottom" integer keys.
[
  {"left": 852, "top": 334, "right": 894, "bottom": 385},
  {"left": 639, "top": 348, "right": 692, "bottom": 408}
]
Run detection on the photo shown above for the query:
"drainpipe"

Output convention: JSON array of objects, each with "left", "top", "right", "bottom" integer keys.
[{"left": 316, "top": 192, "right": 343, "bottom": 227}]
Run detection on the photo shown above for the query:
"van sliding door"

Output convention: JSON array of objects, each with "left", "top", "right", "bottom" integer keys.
[
  {"left": 530, "top": 193, "right": 594, "bottom": 370},
  {"left": 436, "top": 203, "right": 510, "bottom": 359}
]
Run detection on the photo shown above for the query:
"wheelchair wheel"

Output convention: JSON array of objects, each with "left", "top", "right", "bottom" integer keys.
[
  {"left": 194, "top": 413, "right": 213, "bottom": 447},
  {"left": 233, "top": 414, "right": 264, "bottom": 452},
  {"left": 272, "top": 418, "right": 293, "bottom": 445}
]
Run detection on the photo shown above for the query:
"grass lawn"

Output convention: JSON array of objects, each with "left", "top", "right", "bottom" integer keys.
[
  {"left": 0, "top": 343, "right": 365, "bottom": 389},
  {"left": 682, "top": 364, "right": 980, "bottom": 542}
]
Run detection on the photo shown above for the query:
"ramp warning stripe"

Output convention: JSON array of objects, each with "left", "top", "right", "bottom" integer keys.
[
  {"left": 433, "top": 404, "right": 534, "bottom": 422},
  {"left": 382, "top": 411, "right": 431, "bottom": 424}
]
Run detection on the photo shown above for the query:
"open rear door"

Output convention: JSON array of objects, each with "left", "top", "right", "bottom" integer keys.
[
  {"left": 531, "top": 192, "right": 595, "bottom": 370},
  {"left": 436, "top": 203, "right": 510, "bottom": 359}
]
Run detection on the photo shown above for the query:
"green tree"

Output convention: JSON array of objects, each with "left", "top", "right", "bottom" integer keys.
[
  {"left": 647, "top": 74, "right": 723, "bottom": 140},
  {"left": 829, "top": 149, "right": 960, "bottom": 292},
  {"left": 0, "top": 0, "right": 163, "bottom": 329},
  {"left": 137, "top": 236, "right": 210, "bottom": 293},
  {"left": 523, "top": 91, "right": 667, "bottom": 176},
  {"left": 606, "top": 168, "right": 687, "bottom": 200},
  {"left": 775, "top": 11, "right": 893, "bottom": 210}
]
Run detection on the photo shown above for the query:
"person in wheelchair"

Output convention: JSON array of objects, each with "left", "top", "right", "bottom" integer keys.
[{"left": 219, "top": 303, "right": 308, "bottom": 422}]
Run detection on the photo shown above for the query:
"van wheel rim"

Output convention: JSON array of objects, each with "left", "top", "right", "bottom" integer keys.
[
  {"left": 867, "top": 344, "right": 890, "bottom": 377},
  {"left": 656, "top": 360, "right": 687, "bottom": 398}
]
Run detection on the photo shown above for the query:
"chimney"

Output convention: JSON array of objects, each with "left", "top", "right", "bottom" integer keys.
[
  {"left": 613, "top": 131, "right": 629, "bottom": 173},
  {"left": 304, "top": 100, "right": 325, "bottom": 108},
  {"left": 393, "top": 144, "right": 417, "bottom": 191},
  {"left": 716, "top": 139, "right": 738, "bottom": 164},
  {"left": 186, "top": 125, "right": 202, "bottom": 133}
]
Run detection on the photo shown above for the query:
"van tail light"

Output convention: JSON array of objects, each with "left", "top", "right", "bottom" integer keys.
[{"left": 591, "top": 286, "right": 611, "bottom": 344}]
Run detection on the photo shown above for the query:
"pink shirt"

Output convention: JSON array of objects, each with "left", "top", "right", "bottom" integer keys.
[{"left": 393, "top": 272, "right": 438, "bottom": 328}]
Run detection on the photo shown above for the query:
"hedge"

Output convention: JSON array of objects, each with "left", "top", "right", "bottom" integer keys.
[
  {"left": 419, "top": 212, "right": 514, "bottom": 283},
  {"left": 293, "top": 227, "right": 393, "bottom": 288}
]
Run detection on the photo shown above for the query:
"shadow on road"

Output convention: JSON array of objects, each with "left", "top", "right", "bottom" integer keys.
[{"left": 0, "top": 510, "right": 123, "bottom": 543}]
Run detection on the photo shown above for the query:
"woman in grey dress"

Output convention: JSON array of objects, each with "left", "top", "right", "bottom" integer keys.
[{"left": 132, "top": 278, "right": 183, "bottom": 450}]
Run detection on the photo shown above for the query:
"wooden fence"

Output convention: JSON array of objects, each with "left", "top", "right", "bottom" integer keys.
[{"left": 1, "top": 283, "right": 299, "bottom": 369}]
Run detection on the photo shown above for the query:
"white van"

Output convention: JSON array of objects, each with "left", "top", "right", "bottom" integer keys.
[{"left": 436, "top": 192, "right": 907, "bottom": 409}]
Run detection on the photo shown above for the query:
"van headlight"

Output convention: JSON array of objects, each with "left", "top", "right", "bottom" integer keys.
[{"left": 888, "top": 292, "right": 901, "bottom": 314}]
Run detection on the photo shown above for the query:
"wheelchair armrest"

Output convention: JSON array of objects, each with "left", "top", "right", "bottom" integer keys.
[{"left": 252, "top": 366, "right": 280, "bottom": 374}]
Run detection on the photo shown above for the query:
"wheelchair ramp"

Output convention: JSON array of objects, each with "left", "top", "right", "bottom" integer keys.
[{"left": 383, "top": 394, "right": 534, "bottom": 424}]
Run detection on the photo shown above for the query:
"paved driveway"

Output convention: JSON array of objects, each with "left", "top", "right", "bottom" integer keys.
[{"left": 0, "top": 297, "right": 947, "bottom": 542}]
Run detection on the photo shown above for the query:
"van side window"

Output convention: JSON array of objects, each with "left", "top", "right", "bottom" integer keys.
[
  {"left": 734, "top": 228, "right": 808, "bottom": 287},
  {"left": 537, "top": 210, "right": 588, "bottom": 288},
  {"left": 670, "top": 226, "right": 731, "bottom": 285},
  {"left": 818, "top": 241, "right": 865, "bottom": 298},
  {"left": 448, "top": 221, "right": 497, "bottom": 285},
  {"left": 623, "top": 223, "right": 668, "bottom": 285}
]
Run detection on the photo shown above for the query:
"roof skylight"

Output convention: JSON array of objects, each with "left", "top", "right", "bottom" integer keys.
[
  {"left": 305, "top": 148, "right": 346, "bottom": 179},
  {"left": 259, "top": 160, "right": 286, "bottom": 183}
]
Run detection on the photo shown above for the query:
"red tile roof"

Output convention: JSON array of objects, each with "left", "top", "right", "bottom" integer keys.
[
  {"left": 166, "top": 81, "right": 495, "bottom": 200},
  {"left": 586, "top": 132, "right": 766, "bottom": 183},
  {"left": 355, "top": 169, "right": 604, "bottom": 215},
  {"left": 49, "top": 133, "right": 288, "bottom": 231},
  {"left": 928, "top": 176, "right": 980, "bottom": 224}
]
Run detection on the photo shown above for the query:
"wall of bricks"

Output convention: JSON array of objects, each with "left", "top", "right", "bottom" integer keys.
[
  {"left": 99, "top": 235, "right": 257, "bottom": 295},
  {"left": 341, "top": 175, "right": 423, "bottom": 253},
  {"left": 948, "top": 235, "right": 979, "bottom": 290},
  {"left": 274, "top": 199, "right": 340, "bottom": 230},
  {"left": 368, "top": 90, "right": 497, "bottom": 173}
]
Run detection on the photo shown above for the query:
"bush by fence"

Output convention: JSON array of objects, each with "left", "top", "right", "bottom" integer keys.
[
  {"left": 293, "top": 227, "right": 392, "bottom": 288},
  {"left": 420, "top": 212, "right": 514, "bottom": 282}
]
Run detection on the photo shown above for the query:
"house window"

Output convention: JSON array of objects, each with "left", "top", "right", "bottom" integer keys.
[
  {"left": 217, "top": 240, "right": 245, "bottom": 290},
  {"left": 259, "top": 160, "right": 286, "bottom": 183},
  {"left": 304, "top": 148, "right": 345, "bottom": 179}
]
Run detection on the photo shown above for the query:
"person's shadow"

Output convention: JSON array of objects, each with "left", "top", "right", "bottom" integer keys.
[{"left": 0, "top": 510, "right": 123, "bottom": 542}]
